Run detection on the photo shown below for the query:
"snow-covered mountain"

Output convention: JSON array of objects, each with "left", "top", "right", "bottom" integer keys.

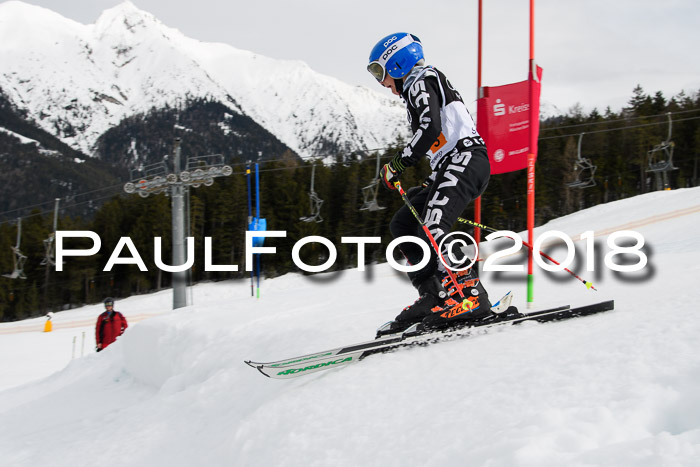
[{"left": 0, "top": 1, "right": 408, "bottom": 159}]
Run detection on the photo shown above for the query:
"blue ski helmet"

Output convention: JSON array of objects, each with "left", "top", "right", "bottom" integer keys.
[{"left": 367, "top": 33, "right": 423, "bottom": 81}]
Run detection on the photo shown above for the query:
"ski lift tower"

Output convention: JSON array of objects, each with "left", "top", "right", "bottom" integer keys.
[
  {"left": 40, "top": 198, "right": 60, "bottom": 311},
  {"left": 123, "top": 138, "right": 232, "bottom": 309}
]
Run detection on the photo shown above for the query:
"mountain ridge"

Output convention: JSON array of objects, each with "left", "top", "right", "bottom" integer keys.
[{"left": 0, "top": 0, "right": 408, "bottom": 159}]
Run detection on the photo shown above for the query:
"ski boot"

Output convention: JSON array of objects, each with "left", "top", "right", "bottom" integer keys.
[
  {"left": 420, "top": 267, "right": 494, "bottom": 331},
  {"left": 376, "top": 275, "right": 448, "bottom": 338}
]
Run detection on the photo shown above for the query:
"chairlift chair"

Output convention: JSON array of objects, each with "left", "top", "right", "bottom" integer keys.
[
  {"left": 300, "top": 163, "right": 324, "bottom": 223},
  {"left": 40, "top": 234, "right": 56, "bottom": 266},
  {"left": 3, "top": 218, "right": 27, "bottom": 280},
  {"left": 567, "top": 133, "right": 597, "bottom": 189},
  {"left": 40, "top": 198, "right": 60, "bottom": 267},
  {"left": 360, "top": 153, "right": 386, "bottom": 212},
  {"left": 646, "top": 113, "right": 678, "bottom": 190}
]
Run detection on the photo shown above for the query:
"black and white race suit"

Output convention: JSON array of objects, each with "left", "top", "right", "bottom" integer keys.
[{"left": 390, "top": 66, "right": 491, "bottom": 287}]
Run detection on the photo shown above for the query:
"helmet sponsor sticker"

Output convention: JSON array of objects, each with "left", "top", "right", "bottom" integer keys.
[{"left": 376, "top": 35, "right": 415, "bottom": 67}]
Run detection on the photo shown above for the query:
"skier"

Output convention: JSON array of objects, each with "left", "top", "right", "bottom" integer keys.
[
  {"left": 367, "top": 33, "right": 493, "bottom": 333},
  {"left": 95, "top": 297, "right": 128, "bottom": 352}
]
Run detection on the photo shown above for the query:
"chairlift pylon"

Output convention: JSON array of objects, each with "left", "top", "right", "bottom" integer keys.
[
  {"left": 300, "top": 163, "right": 324, "bottom": 223},
  {"left": 567, "top": 133, "right": 597, "bottom": 189},
  {"left": 646, "top": 112, "right": 677, "bottom": 190},
  {"left": 360, "top": 153, "right": 386, "bottom": 212},
  {"left": 3, "top": 217, "right": 27, "bottom": 280}
]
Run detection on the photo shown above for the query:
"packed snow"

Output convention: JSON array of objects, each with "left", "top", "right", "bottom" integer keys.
[{"left": 1, "top": 187, "right": 700, "bottom": 466}]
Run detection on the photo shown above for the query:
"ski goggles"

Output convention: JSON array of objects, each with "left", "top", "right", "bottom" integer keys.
[{"left": 367, "top": 61, "right": 387, "bottom": 82}]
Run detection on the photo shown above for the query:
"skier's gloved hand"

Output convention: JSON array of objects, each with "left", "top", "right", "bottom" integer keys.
[{"left": 379, "top": 155, "right": 406, "bottom": 191}]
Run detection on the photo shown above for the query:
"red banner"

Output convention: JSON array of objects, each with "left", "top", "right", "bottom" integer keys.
[{"left": 477, "top": 66, "right": 543, "bottom": 174}]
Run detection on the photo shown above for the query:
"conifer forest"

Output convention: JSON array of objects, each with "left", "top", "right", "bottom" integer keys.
[{"left": 1, "top": 86, "right": 698, "bottom": 321}]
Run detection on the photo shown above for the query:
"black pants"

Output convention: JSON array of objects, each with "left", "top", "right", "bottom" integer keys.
[{"left": 390, "top": 147, "right": 490, "bottom": 288}]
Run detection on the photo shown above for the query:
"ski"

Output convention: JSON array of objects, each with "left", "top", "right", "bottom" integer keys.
[
  {"left": 245, "top": 300, "right": 613, "bottom": 379},
  {"left": 245, "top": 291, "right": 515, "bottom": 372}
]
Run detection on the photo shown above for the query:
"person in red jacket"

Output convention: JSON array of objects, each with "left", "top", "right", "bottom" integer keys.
[{"left": 95, "top": 297, "right": 128, "bottom": 352}]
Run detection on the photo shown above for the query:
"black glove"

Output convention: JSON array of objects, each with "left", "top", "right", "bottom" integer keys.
[{"left": 378, "top": 155, "right": 407, "bottom": 191}]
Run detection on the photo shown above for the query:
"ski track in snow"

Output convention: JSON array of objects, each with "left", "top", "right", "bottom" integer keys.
[{"left": 1, "top": 187, "right": 700, "bottom": 466}]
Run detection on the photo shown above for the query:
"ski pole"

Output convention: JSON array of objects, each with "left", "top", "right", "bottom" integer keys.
[
  {"left": 393, "top": 181, "right": 467, "bottom": 301},
  {"left": 457, "top": 217, "right": 596, "bottom": 291},
  {"left": 246, "top": 164, "right": 254, "bottom": 297}
]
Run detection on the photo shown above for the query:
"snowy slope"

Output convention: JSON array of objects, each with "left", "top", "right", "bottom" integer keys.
[
  {"left": 1, "top": 187, "right": 700, "bottom": 466},
  {"left": 0, "top": 126, "right": 39, "bottom": 145},
  {"left": 0, "top": 1, "right": 408, "bottom": 159}
]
